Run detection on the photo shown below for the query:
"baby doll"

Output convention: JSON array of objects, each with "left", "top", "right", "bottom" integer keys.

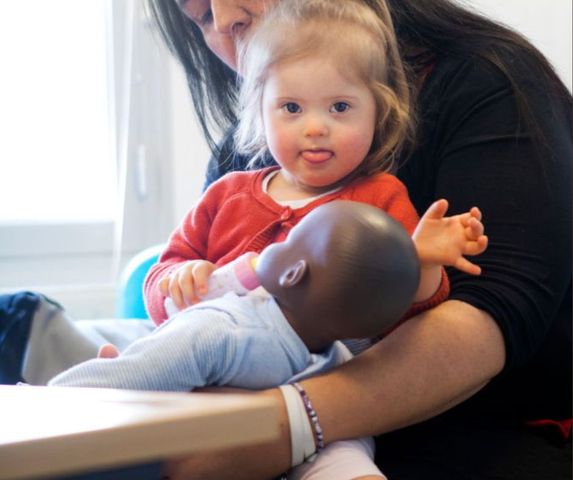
[{"left": 49, "top": 201, "right": 420, "bottom": 390}]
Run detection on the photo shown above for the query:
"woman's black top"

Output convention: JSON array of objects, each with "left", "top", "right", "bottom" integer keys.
[{"left": 205, "top": 51, "right": 572, "bottom": 422}]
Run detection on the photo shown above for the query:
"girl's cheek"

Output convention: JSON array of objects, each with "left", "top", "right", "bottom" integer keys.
[
  {"left": 267, "top": 126, "right": 294, "bottom": 162},
  {"left": 275, "top": 125, "right": 296, "bottom": 148}
]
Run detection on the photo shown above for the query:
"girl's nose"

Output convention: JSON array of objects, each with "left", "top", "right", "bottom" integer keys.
[
  {"left": 211, "top": 0, "right": 251, "bottom": 37},
  {"left": 303, "top": 116, "right": 329, "bottom": 137}
]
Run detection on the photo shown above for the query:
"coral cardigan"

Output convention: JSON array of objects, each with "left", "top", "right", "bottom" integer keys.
[{"left": 144, "top": 167, "right": 448, "bottom": 324}]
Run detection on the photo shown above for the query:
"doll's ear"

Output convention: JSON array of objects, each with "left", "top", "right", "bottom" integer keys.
[{"left": 278, "top": 259, "right": 308, "bottom": 288}]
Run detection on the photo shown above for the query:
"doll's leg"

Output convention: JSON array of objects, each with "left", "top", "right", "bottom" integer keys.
[{"left": 287, "top": 437, "right": 386, "bottom": 480}]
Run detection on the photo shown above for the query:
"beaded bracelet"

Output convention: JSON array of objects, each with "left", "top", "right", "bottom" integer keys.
[{"left": 292, "top": 382, "right": 325, "bottom": 452}]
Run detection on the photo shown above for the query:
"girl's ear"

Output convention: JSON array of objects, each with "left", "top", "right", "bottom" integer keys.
[{"left": 278, "top": 259, "right": 308, "bottom": 288}]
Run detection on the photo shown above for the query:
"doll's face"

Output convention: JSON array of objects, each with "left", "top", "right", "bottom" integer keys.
[
  {"left": 255, "top": 202, "right": 371, "bottom": 320},
  {"left": 176, "top": 0, "right": 279, "bottom": 70},
  {"left": 255, "top": 201, "right": 420, "bottom": 346},
  {"left": 255, "top": 204, "right": 338, "bottom": 298}
]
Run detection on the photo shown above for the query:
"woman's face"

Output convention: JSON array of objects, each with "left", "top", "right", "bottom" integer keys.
[{"left": 176, "top": 0, "right": 278, "bottom": 70}]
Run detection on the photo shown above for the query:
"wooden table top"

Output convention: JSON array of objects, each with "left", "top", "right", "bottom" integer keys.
[{"left": 0, "top": 385, "right": 279, "bottom": 479}]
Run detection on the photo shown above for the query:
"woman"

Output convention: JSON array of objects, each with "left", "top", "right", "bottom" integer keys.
[
  {"left": 0, "top": 0, "right": 569, "bottom": 478},
  {"left": 146, "top": 0, "right": 571, "bottom": 479}
]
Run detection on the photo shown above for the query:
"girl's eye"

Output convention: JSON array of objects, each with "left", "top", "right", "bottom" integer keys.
[
  {"left": 282, "top": 102, "right": 301, "bottom": 114},
  {"left": 331, "top": 102, "right": 350, "bottom": 113}
]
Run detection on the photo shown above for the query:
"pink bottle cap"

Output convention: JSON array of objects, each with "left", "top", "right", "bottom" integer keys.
[{"left": 234, "top": 252, "right": 261, "bottom": 290}]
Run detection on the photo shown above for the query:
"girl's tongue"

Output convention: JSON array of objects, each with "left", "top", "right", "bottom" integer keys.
[{"left": 301, "top": 150, "right": 333, "bottom": 163}]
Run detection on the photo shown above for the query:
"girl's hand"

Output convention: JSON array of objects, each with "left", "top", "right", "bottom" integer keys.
[
  {"left": 413, "top": 199, "right": 488, "bottom": 275},
  {"left": 158, "top": 260, "right": 217, "bottom": 310}
]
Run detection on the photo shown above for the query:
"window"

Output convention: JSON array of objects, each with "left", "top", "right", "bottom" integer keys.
[
  {"left": 0, "top": 1, "right": 115, "bottom": 224},
  {"left": 0, "top": 0, "right": 174, "bottom": 302}
]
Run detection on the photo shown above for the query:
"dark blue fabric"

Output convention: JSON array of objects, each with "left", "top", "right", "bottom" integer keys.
[
  {"left": 0, "top": 291, "right": 41, "bottom": 384},
  {"left": 55, "top": 462, "right": 162, "bottom": 480}
]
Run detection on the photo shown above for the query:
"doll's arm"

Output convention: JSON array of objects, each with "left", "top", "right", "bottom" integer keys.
[{"left": 412, "top": 199, "right": 488, "bottom": 302}]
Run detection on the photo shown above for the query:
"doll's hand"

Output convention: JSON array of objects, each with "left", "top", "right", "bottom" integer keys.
[
  {"left": 412, "top": 199, "right": 488, "bottom": 275},
  {"left": 158, "top": 260, "right": 217, "bottom": 310}
]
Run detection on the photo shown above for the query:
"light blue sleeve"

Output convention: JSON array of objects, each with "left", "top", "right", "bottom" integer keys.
[{"left": 48, "top": 311, "right": 239, "bottom": 392}]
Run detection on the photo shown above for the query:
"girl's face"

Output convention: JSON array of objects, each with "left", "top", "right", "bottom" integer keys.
[
  {"left": 262, "top": 55, "right": 377, "bottom": 196},
  {"left": 176, "top": 0, "right": 278, "bottom": 70}
]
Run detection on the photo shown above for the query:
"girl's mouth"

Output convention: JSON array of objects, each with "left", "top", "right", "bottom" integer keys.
[{"left": 301, "top": 149, "right": 333, "bottom": 164}]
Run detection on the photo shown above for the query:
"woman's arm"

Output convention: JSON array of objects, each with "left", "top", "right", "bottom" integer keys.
[
  {"left": 162, "top": 299, "right": 505, "bottom": 479},
  {"left": 305, "top": 300, "right": 503, "bottom": 438}
]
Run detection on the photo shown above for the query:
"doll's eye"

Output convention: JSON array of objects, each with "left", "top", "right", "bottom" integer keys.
[
  {"left": 283, "top": 102, "right": 301, "bottom": 114},
  {"left": 331, "top": 102, "right": 350, "bottom": 113}
]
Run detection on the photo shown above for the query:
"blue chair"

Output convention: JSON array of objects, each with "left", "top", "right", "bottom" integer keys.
[{"left": 116, "top": 244, "right": 164, "bottom": 319}]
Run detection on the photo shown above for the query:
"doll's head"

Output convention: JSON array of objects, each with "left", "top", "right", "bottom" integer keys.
[
  {"left": 256, "top": 201, "right": 420, "bottom": 352},
  {"left": 234, "top": 0, "right": 413, "bottom": 179}
]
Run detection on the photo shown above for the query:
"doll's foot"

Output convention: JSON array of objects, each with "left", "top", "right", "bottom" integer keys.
[{"left": 98, "top": 343, "right": 120, "bottom": 358}]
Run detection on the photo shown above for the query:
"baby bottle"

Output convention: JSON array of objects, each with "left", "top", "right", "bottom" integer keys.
[{"left": 201, "top": 251, "right": 260, "bottom": 300}]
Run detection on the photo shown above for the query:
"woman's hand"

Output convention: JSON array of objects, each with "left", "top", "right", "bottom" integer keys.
[{"left": 158, "top": 260, "right": 217, "bottom": 310}]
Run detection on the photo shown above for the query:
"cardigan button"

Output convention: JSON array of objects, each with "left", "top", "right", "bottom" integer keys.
[{"left": 280, "top": 207, "right": 293, "bottom": 221}]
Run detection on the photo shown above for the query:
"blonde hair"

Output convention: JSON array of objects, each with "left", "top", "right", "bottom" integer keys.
[{"left": 234, "top": 0, "right": 413, "bottom": 175}]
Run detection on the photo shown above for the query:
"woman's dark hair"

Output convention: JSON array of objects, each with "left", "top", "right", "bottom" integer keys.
[
  {"left": 145, "top": 0, "right": 238, "bottom": 154},
  {"left": 145, "top": 0, "right": 571, "bottom": 156}
]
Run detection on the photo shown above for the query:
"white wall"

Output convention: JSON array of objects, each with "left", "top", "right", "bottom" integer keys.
[{"left": 464, "top": 0, "right": 572, "bottom": 91}]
